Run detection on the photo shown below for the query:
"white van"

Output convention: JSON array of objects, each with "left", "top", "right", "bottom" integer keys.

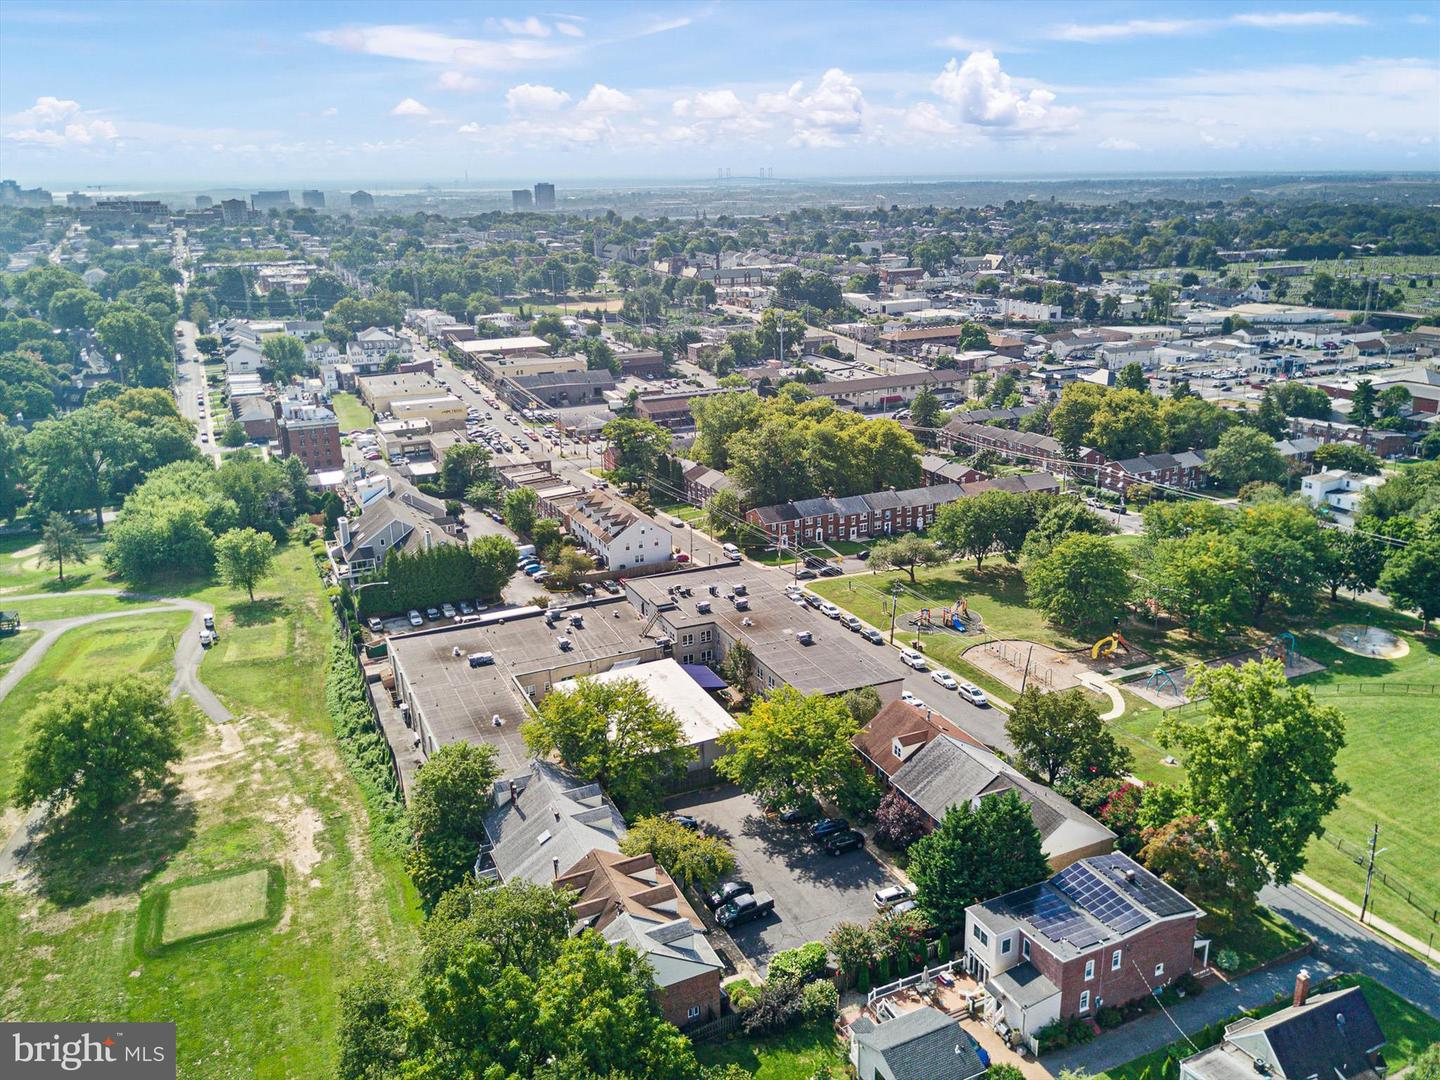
[
  {"left": 898, "top": 647, "right": 928, "bottom": 671},
  {"left": 722, "top": 543, "right": 742, "bottom": 562}
]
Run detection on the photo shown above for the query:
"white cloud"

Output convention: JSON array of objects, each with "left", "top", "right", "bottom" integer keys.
[
  {"left": 931, "top": 52, "right": 1077, "bottom": 132},
  {"left": 637, "top": 16, "right": 691, "bottom": 36},
  {"left": 903, "top": 101, "right": 960, "bottom": 137},
  {"left": 1050, "top": 18, "right": 1205, "bottom": 42},
  {"left": 4, "top": 96, "right": 120, "bottom": 147},
  {"left": 311, "top": 24, "right": 571, "bottom": 69},
  {"left": 758, "top": 68, "right": 867, "bottom": 147},
  {"left": 1231, "top": 11, "right": 1367, "bottom": 28},
  {"left": 577, "top": 84, "right": 637, "bottom": 114},
  {"left": 321, "top": 106, "right": 339, "bottom": 117},
  {"left": 390, "top": 97, "right": 431, "bottom": 116},
  {"left": 457, "top": 122, "right": 482, "bottom": 134},
  {"left": 555, "top": 21, "right": 584, "bottom": 37},
  {"left": 1099, "top": 136, "right": 1140, "bottom": 150},
  {"left": 500, "top": 16, "right": 550, "bottom": 37},
  {"left": 672, "top": 89, "right": 746, "bottom": 120},
  {"left": 505, "top": 83, "right": 571, "bottom": 113},
  {"left": 14, "top": 95, "right": 82, "bottom": 125},
  {"left": 437, "top": 70, "right": 481, "bottom": 92}
]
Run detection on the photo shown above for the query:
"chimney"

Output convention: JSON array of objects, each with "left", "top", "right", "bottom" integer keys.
[
  {"left": 1293, "top": 968, "right": 1310, "bottom": 1007},
  {"left": 552, "top": 856, "right": 560, "bottom": 879},
  {"left": 337, "top": 516, "right": 351, "bottom": 546},
  {"left": 508, "top": 779, "right": 518, "bottom": 805},
  {"left": 553, "top": 808, "right": 561, "bottom": 822}
]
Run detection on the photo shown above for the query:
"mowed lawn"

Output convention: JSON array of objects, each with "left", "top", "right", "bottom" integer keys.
[
  {"left": 0, "top": 533, "right": 108, "bottom": 596},
  {"left": 0, "top": 542, "right": 420, "bottom": 1080},
  {"left": 696, "top": 1018, "right": 848, "bottom": 1079},
  {"left": 331, "top": 391, "right": 374, "bottom": 432},
  {"left": 4, "top": 592, "right": 154, "bottom": 622}
]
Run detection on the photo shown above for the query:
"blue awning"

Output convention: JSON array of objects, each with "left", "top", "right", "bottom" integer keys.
[{"left": 681, "top": 664, "right": 728, "bottom": 691}]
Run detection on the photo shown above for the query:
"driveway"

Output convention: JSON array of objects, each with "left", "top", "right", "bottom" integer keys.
[{"left": 668, "top": 785, "right": 897, "bottom": 969}]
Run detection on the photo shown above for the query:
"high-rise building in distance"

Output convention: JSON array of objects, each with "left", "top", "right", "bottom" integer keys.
[
  {"left": 301, "top": 189, "right": 325, "bottom": 209},
  {"left": 350, "top": 190, "right": 374, "bottom": 212},
  {"left": 512, "top": 188, "right": 533, "bottom": 210},
  {"left": 533, "top": 182, "right": 555, "bottom": 210},
  {"left": 251, "top": 189, "right": 292, "bottom": 211}
]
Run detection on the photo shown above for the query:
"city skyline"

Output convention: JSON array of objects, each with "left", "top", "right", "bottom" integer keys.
[{"left": 2, "top": 0, "right": 1438, "bottom": 185}]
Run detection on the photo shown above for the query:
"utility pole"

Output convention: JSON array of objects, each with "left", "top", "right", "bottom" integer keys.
[
  {"left": 1360, "top": 822, "right": 1386, "bottom": 924},
  {"left": 888, "top": 583, "right": 900, "bottom": 644}
]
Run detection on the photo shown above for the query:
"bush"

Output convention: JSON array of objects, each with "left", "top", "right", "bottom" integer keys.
[
  {"left": 741, "top": 980, "right": 803, "bottom": 1035},
  {"left": 1096, "top": 1005, "right": 1124, "bottom": 1030},
  {"left": 725, "top": 979, "right": 759, "bottom": 1011},
  {"left": 799, "top": 979, "right": 839, "bottom": 1023},
  {"left": 1215, "top": 947, "right": 1240, "bottom": 973},
  {"left": 324, "top": 624, "right": 407, "bottom": 854},
  {"left": 986, "top": 1066, "right": 1026, "bottom": 1080},
  {"left": 874, "top": 789, "right": 929, "bottom": 850},
  {"left": 768, "top": 942, "right": 828, "bottom": 988}
]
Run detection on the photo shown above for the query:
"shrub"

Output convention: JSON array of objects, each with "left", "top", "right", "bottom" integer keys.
[
  {"left": 324, "top": 625, "right": 407, "bottom": 855},
  {"left": 1096, "top": 1005, "right": 1124, "bottom": 1030},
  {"left": 725, "top": 979, "right": 759, "bottom": 1011},
  {"left": 799, "top": 979, "right": 839, "bottom": 1023},
  {"left": 767, "top": 942, "right": 828, "bottom": 988},
  {"left": 874, "top": 789, "right": 929, "bottom": 850},
  {"left": 1215, "top": 947, "right": 1240, "bottom": 973},
  {"left": 986, "top": 1066, "right": 1026, "bottom": 1080},
  {"left": 1035, "top": 1019, "right": 1069, "bottom": 1052},
  {"left": 741, "top": 980, "right": 803, "bottom": 1035},
  {"left": 856, "top": 964, "right": 870, "bottom": 994}
]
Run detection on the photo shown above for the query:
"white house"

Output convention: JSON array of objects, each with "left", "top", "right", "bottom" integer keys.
[
  {"left": 224, "top": 342, "right": 265, "bottom": 375},
  {"left": 564, "top": 492, "right": 671, "bottom": 572},
  {"left": 345, "top": 327, "right": 411, "bottom": 371},
  {"left": 1298, "top": 469, "right": 1384, "bottom": 523}
]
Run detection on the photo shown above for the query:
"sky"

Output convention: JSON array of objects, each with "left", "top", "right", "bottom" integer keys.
[{"left": 1, "top": 0, "right": 1438, "bottom": 188}]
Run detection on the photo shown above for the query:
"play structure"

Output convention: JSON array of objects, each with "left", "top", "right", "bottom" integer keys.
[
  {"left": 1090, "top": 629, "right": 1132, "bottom": 660},
  {"left": 1144, "top": 666, "right": 1182, "bottom": 698},
  {"left": 909, "top": 596, "right": 981, "bottom": 635}
]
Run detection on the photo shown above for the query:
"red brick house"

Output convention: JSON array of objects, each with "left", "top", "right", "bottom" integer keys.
[{"left": 965, "top": 853, "right": 1202, "bottom": 1049}]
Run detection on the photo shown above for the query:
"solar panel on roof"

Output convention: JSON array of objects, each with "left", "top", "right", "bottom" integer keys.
[
  {"left": 1008, "top": 885, "right": 1100, "bottom": 947},
  {"left": 1055, "top": 863, "right": 1151, "bottom": 934}
]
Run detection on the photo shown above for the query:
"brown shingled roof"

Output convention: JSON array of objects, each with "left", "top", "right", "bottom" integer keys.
[{"left": 852, "top": 700, "right": 986, "bottom": 779}]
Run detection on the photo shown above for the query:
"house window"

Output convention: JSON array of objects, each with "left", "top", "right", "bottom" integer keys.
[
  {"left": 1112, "top": 949, "right": 1122, "bottom": 972},
  {"left": 682, "top": 653, "right": 694, "bottom": 665},
  {"left": 701, "top": 649, "right": 713, "bottom": 663},
  {"left": 1154, "top": 963, "right": 1165, "bottom": 979},
  {"left": 700, "top": 630, "right": 712, "bottom": 643},
  {"left": 1078, "top": 990, "right": 1090, "bottom": 1014},
  {"left": 681, "top": 633, "right": 694, "bottom": 647},
  {"left": 1084, "top": 959, "right": 1095, "bottom": 981},
  {"left": 687, "top": 1005, "right": 701, "bottom": 1020},
  {"left": 1001, "top": 938, "right": 1012, "bottom": 956},
  {"left": 972, "top": 925, "right": 989, "bottom": 947},
  {"left": 1021, "top": 939, "right": 1030, "bottom": 960}
]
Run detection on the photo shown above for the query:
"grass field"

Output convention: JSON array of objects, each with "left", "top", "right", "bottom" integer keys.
[
  {"left": 0, "top": 610, "right": 193, "bottom": 802},
  {"left": 0, "top": 630, "right": 40, "bottom": 676},
  {"left": 159, "top": 868, "right": 271, "bottom": 945},
  {"left": 0, "top": 542, "right": 420, "bottom": 1079},
  {"left": 330, "top": 391, "right": 374, "bottom": 432},
  {"left": 4, "top": 593, "right": 153, "bottom": 622},
  {"left": 1100, "top": 973, "right": 1440, "bottom": 1080},
  {"left": 695, "top": 1018, "right": 847, "bottom": 1079},
  {"left": 0, "top": 533, "right": 107, "bottom": 595}
]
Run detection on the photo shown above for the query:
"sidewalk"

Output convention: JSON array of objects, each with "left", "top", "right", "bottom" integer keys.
[
  {"left": 1293, "top": 873, "right": 1440, "bottom": 964},
  {"left": 1045, "top": 956, "right": 1333, "bottom": 1074}
]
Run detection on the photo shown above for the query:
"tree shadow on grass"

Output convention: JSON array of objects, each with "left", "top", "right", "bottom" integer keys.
[
  {"left": 27, "top": 786, "right": 197, "bottom": 908},
  {"left": 230, "top": 597, "right": 284, "bottom": 627}
]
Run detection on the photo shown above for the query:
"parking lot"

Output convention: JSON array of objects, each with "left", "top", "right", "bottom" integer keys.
[{"left": 667, "top": 785, "right": 898, "bottom": 968}]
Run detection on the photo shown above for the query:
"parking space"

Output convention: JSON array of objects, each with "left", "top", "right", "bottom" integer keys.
[{"left": 667, "top": 785, "right": 897, "bottom": 968}]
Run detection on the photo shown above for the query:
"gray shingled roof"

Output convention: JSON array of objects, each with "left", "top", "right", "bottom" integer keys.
[
  {"left": 480, "top": 760, "right": 626, "bottom": 886},
  {"left": 853, "top": 1007, "right": 986, "bottom": 1080}
]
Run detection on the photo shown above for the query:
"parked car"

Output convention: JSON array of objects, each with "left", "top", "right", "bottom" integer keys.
[
  {"left": 668, "top": 812, "right": 700, "bottom": 830},
  {"left": 840, "top": 614, "right": 862, "bottom": 632},
  {"left": 366, "top": 616, "right": 383, "bottom": 633},
  {"left": 794, "top": 568, "right": 818, "bottom": 580},
  {"left": 458, "top": 601, "right": 473, "bottom": 615},
  {"left": 861, "top": 628, "right": 885, "bottom": 645},
  {"left": 898, "top": 648, "right": 928, "bottom": 671},
  {"left": 600, "top": 580, "right": 621, "bottom": 595},
  {"left": 198, "top": 628, "right": 215, "bottom": 647},
  {"left": 931, "top": 670, "right": 959, "bottom": 691},
  {"left": 856, "top": 549, "right": 872, "bottom": 561},
  {"left": 824, "top": 830, "right": 865, "bottom": 856},
  {"left": 819, "top": 565, "right": 844, "bottom": 577},
  {"left": 957, "top": 683, "right": 989, "bottom": 707},
  {"left": 810, "top": 817, "right": 849, "bottom": 840},
  {"left": 802, "top": 592, "right": 823, "bottom": 609},
  {"left": 425, "top": 607, "right": 441, "bottom": 621},
  {"left": 441, "top": 603, "right": 456, "bottom": 619},
  {"left": 874, "top": 885, "right": 912, "bottom": 911},
  {"left": 669, "top": 516, "right": 688, "bottom": 529},
  {"left": 819, "top": 602, "right": 842, "bottom": 620},
  {"left": 704, "top": 880, "right": 754, "bottom": 911},
  {"left": 523, "top": 564, "right": 544, "bottom": 577},
  {"left": 778, "top": 806, "right": 815, "bottom": 824},
  {"left": 901, "top": 691, "right": 927, "bottom": 710},
  {"left": 891, "top": 899, "right": 919, "bottom": 916},
  {"left": 715, "top": 892, "right": 774, "bottom": 929},
  {"left": 407, "top": 610, "right": 424, "bottom": 627}
]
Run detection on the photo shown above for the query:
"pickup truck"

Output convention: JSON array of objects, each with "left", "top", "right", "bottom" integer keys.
[{"left": 715, "top": 891, "right": 775, "bottom": 929}]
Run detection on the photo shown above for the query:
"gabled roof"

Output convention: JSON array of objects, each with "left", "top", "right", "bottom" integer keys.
[
  {"left": 481, "top": 760, "right": 626, "bottom": 887},
  {"left": 602, "top": 912, "right": 723, "bottom": 989},
  {"left": 559, "top": 849, "right": 702, "bottom": 932},
  {"left": 851, "top": 1006, "right": 987, "bottom": 1080},
  {"left": 852, "top": 700, "right": 984, "bottom": 779}
]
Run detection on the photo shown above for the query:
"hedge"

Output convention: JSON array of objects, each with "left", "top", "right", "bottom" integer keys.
[{"left": 356, "top": 536, "right": 515, "bottom": 617}]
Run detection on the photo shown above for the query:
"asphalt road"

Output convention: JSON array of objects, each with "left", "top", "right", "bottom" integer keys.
[{"left": 173, "top": 318, "right": 219, "bottom": 460}]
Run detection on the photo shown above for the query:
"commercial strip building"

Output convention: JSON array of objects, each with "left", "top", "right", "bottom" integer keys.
[
  {"left": 634, "top": 386, "right": 743, "bottom": 430},
  {"left": 809, "top": 369, "right": 970, "bottom": 412}
]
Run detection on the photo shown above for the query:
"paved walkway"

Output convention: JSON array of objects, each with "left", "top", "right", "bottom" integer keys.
[{"left": 0, "top": 588, "right": 231, "bottom": 885}]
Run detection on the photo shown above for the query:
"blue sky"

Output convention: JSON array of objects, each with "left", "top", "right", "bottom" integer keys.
[{"left": 1, "top": 0, "right": 1437, "bottom": 187}]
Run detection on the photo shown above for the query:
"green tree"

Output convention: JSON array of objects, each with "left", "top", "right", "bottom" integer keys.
[
  {"left": 869, "top": 534, "right": 946, "bottom": 583},
  {"left": 406, "top": 743, "right": 499, "bottom": 911},
  {"left": 549, "top": 547, "right": 595, "bottom": 588},
  {"left": 503, "top": 485, "right": 540, "bottom": 536},
  {"left": 908, "top": 791, "right": 1050, "bottom": 931},
  {"left": 1232, "top": 500, "right": 1324, "bottom": 618},
  {"left": 214, "top": 526, "right": 276, "bottom": 601},
  {"left": 1025, "top": 534, "right": 1132, "bottom": 631},
  {"left": 1158, "top": 396, "right": 1232, "bottom": 453},
  {"left": 335, "top": 966, "right": 410, "bottom": 1080},
  {"left": 1378, "top": 536, "right": 1440, "bottom": 628},
  {"left": 1139, "top": 815, "right": 1250, "bottom": 913},
  {"left": 47, "top": 286, "right": 102, "bottom": 330},
  {"left": 39, "top": 512, "right": 88, "bottom": 583},
  {"left": 1020, "top": 499, "right": 1112, "bottom": 562},
  {"left": 525, "top": 676, "right": 694, "bottom": 813},
  {"left": 1310, "top": 442, "right": 1381, "bottom": 475},
  {"left": 1204, "top": 426, "right": 1287, "bottom": 489},
  {"left": 1004, "top": 686, "right": 1134, "bottom": 786},
  {"left": 13, "top": 676, "right": 183, "bottom": 820},
  {"left": 1087, "top": 389, "right": 1161, "bottom": 461},
  {"left": 1141, "top": 531, "right": 1249, "bottom": 639},
  {"left": 719, "top": 640, "right": 755, "bottom": 692},
  {"left": 717, "top": 687, "right": 873, "bottom": 812},
  {"left": 194, "top": 334, "right": 222, "bottom": 360},
  {"left": 1115, "top": 362, "right": 1149, "bottom": 393},
  {"left": 619, "top": 815, "right": 736, "bottom": 890},
  {"left": 261, "top": 334, "right": 307, "bottom": 383},
  {"left": 702, "top": 488, "right": 746, "bottom": 543},
  {"left": 1318, "top": 529, "right": 1387, "bottom": 602},
  {"left": 219, "top": 421, "right": 246, "bottom": 448},
  {"left": 602, "top": 416, "right": 671, "bottom": 490},
  {"left": 441, "top": 443, "right": 493, "bottom": 500},
  {"left": 932, "top": 490, "right": 1034, "bottom": 568},
  {"left": 1050, "top": 382, "right": 1108, "bottom": 455},
  {"left": 1348, "top": 379, "right": 1377, "bottom": 427},
  {"left": 1159, "top": 660, "right": 1348, "bottom": 890},
  {"left": 95, "top": 306, "right": 172, "bottom": 387},
  {"left": 1268, "top": 382, "right": 1333, "bottom": 420},
  {"left": 910, "top": 385, "right": 943, "bottom": 432},
  {"left": 0, "top": 420, "right": 24, "bottom": 522},
  {"left": 26, "top": 407, "right": 146, "bottom": 530}
]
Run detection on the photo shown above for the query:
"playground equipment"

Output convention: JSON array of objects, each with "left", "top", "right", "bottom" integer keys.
[
  {"left": 1091, "top": 630, "right": 1131, "bottom": 660},
  {"left": 1271, "top": 631, "right": 1299, "bottom": 668},
  {"left": 911, "top": 597, "right": 978, "bottom": 634},
  {"left": 1144, "top": 666, "right": 1182, "bottom": 697}
]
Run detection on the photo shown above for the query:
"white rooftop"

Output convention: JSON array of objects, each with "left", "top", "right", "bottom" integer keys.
[{"left": 551, "top": 658, "right": 737, "bottom": 750}]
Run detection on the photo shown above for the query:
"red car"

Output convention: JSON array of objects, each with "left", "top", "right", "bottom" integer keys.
[{"left": 674, "top": 552, "right": 690, "bottom": 563}]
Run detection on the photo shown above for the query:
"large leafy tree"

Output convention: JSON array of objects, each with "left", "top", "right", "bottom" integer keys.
[
  {"left": 1087, "top": 388, "right": 1161, "bottom": 461},
  {"left": 908, "top": 791, "right": 1050, "bottom": 931},
  {"left": 261, "top": 333, "right": 308, "bottom": 383},
  {"left": 1140, "top": 531, "right": 1249, "bottom": 639},
  {"left": 503, "top": 485, "right": 540, "bottom": 537},
  {"left": 869, "top": 534, "right": 946, "bottom": 583},
  {"left": 406, "top": 742, "right": 499, "bottom": 911},
  {"left": 26, "top": 407, "right": 146, "bottom": 530},
  {"left": 1232, "top": 500, "right": 1324, "bottom": 618},
  {"left": 1158, "top": 660, "right": 1347, "bottom": 890},
  {"left": 702, "top": 488, "right": 746, "bottom": 543},
  {"left": 1004, "top": 687, "right": 1134, "bottom": 787},
  {"left": 1024, "top": 533, "right": 1132, "bottom": 631},
  {"left": 619, "top": 815, "right": 736, "bottom": 890},
  {"left": 525, "top": 676, "right": 694, "bottom": 814},
  {"left": 95, "top": 306, "right": 172, "bottom": 387},
  {"left": 602, "top": 416, "right": 672, "bottom": 490},
  {"left": 0, "top": 420, "right": 24, "bottom": 522},
  {"left": 717, "top": 687, "right": 873, "bottom": 812},
  {"left": 13, "top": 676, "right": 183, "bottom": 820},
  {"left": 441, "top": 442, "right": 494, "bottom": 500},
  {"left": 1318, "top": 528, "right": 1387, "bottom": 602},
  {"left": 1204, "top": 426, "right": 1288, "bottom": 489},
  {"left": 1378, "top": 536, "right": 1440, "bottom": 628},
  {"left": 214, "top": 526, "right": 276, "bottom": 601},
  {"left": 1139, "top": 814, "right": 1251, "bottom": 913},
  {"left": 1158, "top": 395, "right": 1233, "bottom": 453},
  {"left": 932, "top": 490, "right": 1035, "bottom": 568},
  {"left": 1050, "top": 382, "right": 1107, "bottom": 455}
]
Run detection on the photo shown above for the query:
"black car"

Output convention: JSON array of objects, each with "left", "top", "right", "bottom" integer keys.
[
  {"left": 819, "top": 565, "right": 844, "bottom": 577},
  {"left": 824, "top": 829, "right": 865, "bottom": 855},
  {"left": 668, "top": 812, "right": 700, "bottom": 830},
  {"left": 704, "top": 880, "right": 754, "bottom": 911},
  {"left": 803, "top": 554, "right": 827, "bottom": 570},
  {"left": 856, "top": 549, "right": 871, "bottom": 561},
  {"left": 810, "top": 817, "right": 849, "bottom": 840}
]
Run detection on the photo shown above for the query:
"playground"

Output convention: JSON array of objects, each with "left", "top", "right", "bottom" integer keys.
[
  {"left": 962, "top": 638, "right": 1119, "bottom": 695},
  {"left": 1122, "top": 631, "right": 1325, "bottom": 708},
  {"left": 903, "top": 596, "right": 984, "bottom": 637},
  {"left": 1320, "top": 624, "right": 1410, "bottom": 660}
]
